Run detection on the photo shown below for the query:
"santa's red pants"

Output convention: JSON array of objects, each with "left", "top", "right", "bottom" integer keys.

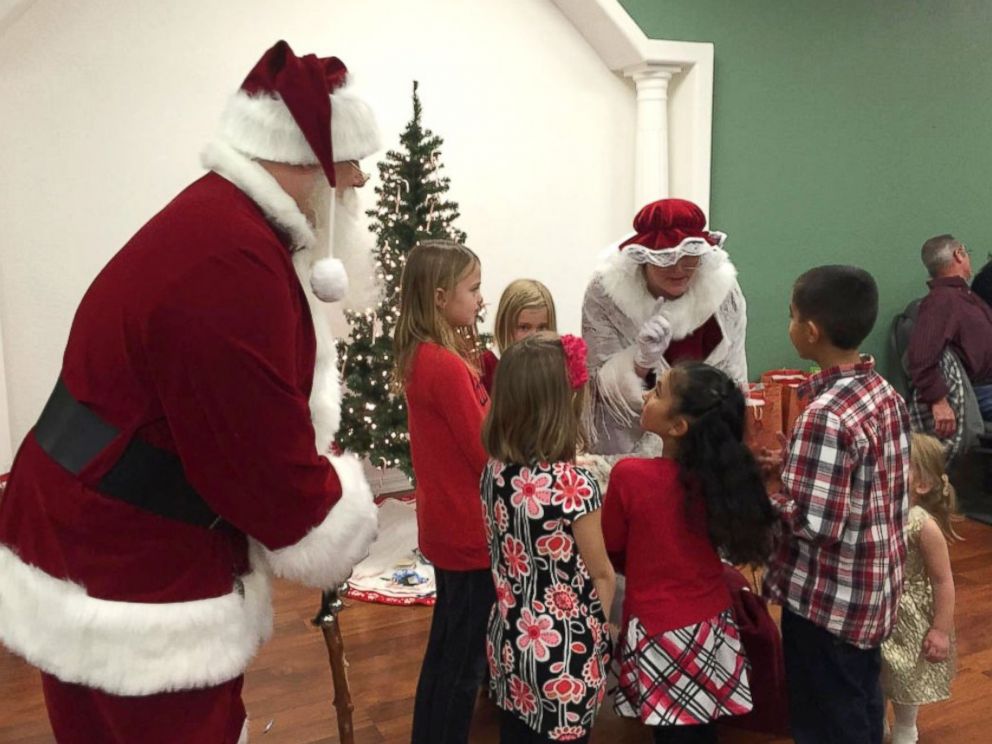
[{"left": 41, "top": 672, "right": 246, "bottom": 743}]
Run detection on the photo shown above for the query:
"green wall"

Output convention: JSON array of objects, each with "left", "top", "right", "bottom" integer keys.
[{"left": 621, "top": 0, "right": 992, "bottom": 383}]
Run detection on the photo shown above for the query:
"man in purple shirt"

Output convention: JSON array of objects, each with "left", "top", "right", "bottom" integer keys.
[{"left": 907, "top": 234, "right": 992, "bottom": 437}]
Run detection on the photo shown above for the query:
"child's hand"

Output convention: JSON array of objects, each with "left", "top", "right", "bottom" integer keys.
[
  {"left": 757, "top": 433, "right": 787, "bottom": 476},
  {"left": 756, "top": 447, "right": 783, "bottom": 475},
  {"left": 922, "top": 627, "right": 951, "bottom": 663}
]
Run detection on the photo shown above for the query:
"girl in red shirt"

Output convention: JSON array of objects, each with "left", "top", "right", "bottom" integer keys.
[
  {"left": 480, "top": 279, "right": 557, "bottom": 394},
  {"left": 602, "top": 363, "right": 775, "bottom": 744},
  {"left": 394, "top": 239, "right": 493, "bottom": 744}
]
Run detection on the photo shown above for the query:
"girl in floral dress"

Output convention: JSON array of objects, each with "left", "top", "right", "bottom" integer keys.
[{"left": 481, "top": 333, "right": 616, "bottom": 743}]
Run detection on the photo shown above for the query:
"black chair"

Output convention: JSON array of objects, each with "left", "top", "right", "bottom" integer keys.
[{"left": 889, "top": 299, "right": 921, "bottom": 400}]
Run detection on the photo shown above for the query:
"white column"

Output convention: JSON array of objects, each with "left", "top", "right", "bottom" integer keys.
[{"left": 625, "top": 64, "right": 682, "bottom": 210}]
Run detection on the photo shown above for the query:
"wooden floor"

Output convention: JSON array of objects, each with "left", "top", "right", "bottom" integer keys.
[{"left": 3, "top": 517, "right": 992, "bottom": 743}]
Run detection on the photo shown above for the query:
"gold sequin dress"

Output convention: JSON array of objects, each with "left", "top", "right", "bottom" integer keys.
[{"left": 881, "top": 506, "right": 955, "bottom": 703}]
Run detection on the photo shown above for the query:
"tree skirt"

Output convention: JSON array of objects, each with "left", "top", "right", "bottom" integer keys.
[{"left": 343, "top": 495, "right": 436, "bottom": 606}]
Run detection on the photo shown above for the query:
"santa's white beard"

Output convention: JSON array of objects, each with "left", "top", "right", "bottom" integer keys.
[
  {"left": 291, "top": 183, "right": 380, "bottom": 454},
  {"left": 330, "top": 187, "right": 380, "bottom": 312},
  {"left": 298, "top": 182, "right": 379, "bottom": 312},
  {"left": 305, "top": 177, "right": 334, "bottom": 257}
]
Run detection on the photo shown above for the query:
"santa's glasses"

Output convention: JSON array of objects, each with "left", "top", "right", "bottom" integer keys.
[{"left": 345, "top": 160, "right": 370, "bottom": 186}]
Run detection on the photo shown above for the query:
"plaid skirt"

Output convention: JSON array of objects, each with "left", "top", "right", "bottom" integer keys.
[{"left": 614, "top": 609, "right": 753, "bottom": 726}]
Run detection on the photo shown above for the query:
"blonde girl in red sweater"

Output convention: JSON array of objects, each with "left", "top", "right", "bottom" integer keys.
[
  {"left": 394, "top": 239, "right": 492, "bottom": 744},
  {"left": 479, "top": 279, "right": 557, "bottom": 393}
]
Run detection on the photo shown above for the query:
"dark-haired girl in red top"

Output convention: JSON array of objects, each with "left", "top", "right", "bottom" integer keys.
[{"left": 602, "top": 363, "right": 776, "bottom": 744}]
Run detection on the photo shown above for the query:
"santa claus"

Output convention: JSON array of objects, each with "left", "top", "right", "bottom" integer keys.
[
  {"left": 0, "top": 41, "right": 381, "bottom": 742},
  {"left": 583, "top": 198, "right": 748, "bottom": 456}
]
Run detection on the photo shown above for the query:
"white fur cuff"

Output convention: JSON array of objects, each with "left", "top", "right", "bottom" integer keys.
[
  {"left": 262, "top": 454, "right": 378, "bottom": 589},
  {"left": 595, "top": 345, "right": 646, "bottom": 418},
  {"left": 0, "top": 546, "right": 273, "bottom": 696}
]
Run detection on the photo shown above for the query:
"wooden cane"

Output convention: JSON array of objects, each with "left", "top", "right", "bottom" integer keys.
[{"left": 312, "top": 587, "right": 354, "bottom": 744}]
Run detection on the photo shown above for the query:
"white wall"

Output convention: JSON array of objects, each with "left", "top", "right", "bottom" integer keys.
[
  {"left": 0, "top": 310, "right": 12, "bottom": 472},
  {"left": 0, "top": 0, "right": 635, "bottom": 452}
]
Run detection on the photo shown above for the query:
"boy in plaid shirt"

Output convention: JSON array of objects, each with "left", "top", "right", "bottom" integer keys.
[{"left": 762, "top": 266, "right": 911, "bottom": 744}]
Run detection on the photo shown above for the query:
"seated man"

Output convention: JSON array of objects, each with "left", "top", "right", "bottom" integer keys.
[{"left": 907, "top": 234, "right": 992, "bottom": 437}]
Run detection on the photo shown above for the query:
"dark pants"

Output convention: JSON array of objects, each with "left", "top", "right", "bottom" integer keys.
[
  {"left": 501, "top": 710, "right": 590, "bottom": 744},
  {"left": 411, "top": 567, "right": 495, "bottom": 744},
  {"left": 781, "top": 609, "right": 883, "bottom": 744},
  {"left": 652, "top": 722, "right": 717, "bottom": 743}
]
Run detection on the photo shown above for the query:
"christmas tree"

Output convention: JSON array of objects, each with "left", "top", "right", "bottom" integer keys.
[{"left": 336, "top": 81, "right": 467, "bottom": 482}]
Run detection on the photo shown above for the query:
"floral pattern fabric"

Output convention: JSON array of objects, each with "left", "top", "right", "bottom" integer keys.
[{"left": 482, "top": 460, "right": 610, "bottom": 741}]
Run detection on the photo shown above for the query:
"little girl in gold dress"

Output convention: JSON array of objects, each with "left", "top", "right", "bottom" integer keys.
[{"left": 881, "top": 433, "right": 959, "bottom": 744}]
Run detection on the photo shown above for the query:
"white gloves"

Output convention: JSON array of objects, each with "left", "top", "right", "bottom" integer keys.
[{"left": 634, "top": 314, "right": 672, "bottom": 369}]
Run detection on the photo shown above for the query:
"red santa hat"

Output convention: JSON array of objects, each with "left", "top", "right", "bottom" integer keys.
[
  {"left": 216, "top": 40, "right": 380, "bottom": 187},
  {"left": 619, "top": 198, "right": 726, "bottom": 266}
]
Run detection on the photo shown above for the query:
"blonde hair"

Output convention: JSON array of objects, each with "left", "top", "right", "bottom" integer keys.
[
  {"left": 482, "top": 332, "right": 586, "bottom": 464},
  {"left": 910, "top": 433, "right": 963, "bottom": 542},
  {"left": 493, "top": 279, "right": 557, "bottom": 353},
  {"left": 393, "top": 239, "right": 481, "bottom": 389}
]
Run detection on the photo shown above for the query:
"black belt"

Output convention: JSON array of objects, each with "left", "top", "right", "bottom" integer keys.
[{"left": 33, "top": 378, "right": 222, "bottom": 529}]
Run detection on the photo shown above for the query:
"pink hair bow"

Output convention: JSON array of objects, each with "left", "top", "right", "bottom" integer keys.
[{"left": 561, "top": 334, "right": 589, "bottom": 390}]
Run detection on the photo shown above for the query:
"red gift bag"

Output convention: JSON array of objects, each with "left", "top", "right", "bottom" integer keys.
[
  {"left": 743, "top": 383, "right": 783, "bottom": 456},
  {"left": 760, "top": 369, "right": 810, "bottom": 437},
  {"left": 721, "top": 565, "right": 790, "bottom": 736}
]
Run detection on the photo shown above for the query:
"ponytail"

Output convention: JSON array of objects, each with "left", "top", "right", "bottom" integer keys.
[
  {"left": 910, "top": 433, "right": 964, "bottom": 542},
  {"left": 670, "top": 363, "right": 776, "bottom": 566}
]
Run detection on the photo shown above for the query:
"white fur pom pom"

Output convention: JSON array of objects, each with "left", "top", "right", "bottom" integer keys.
[{"left": 310, "top": 257, "right": 349, "bottom": 303}]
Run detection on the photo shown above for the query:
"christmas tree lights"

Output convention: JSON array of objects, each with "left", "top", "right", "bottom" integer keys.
[{"left": 336, "top": 81, "right": 467, "bottom": 481}]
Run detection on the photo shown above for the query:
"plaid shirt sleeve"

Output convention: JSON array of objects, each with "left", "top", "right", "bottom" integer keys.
[{"left": 771, "top": 407, "right": 852, "bottom": 545}]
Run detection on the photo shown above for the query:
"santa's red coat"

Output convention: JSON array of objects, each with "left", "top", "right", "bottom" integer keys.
[{"left": 0, "top": 155, "right": 377, "bottom": 736}]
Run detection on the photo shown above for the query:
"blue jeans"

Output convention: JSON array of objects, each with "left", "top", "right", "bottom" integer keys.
[{"left": 974, "top": 383, "right": 992, "bottom": 422}]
